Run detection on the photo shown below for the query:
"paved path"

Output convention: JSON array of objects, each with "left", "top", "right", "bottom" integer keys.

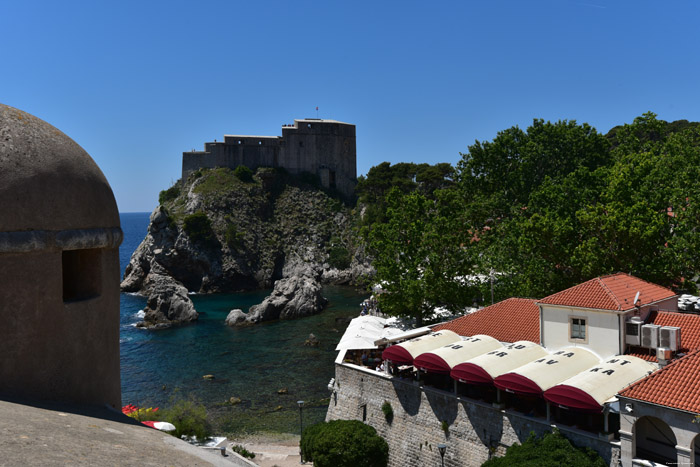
[
  {"left": 225, "top": 434, "right": 306, "bottom": 467},
  {"left": 0, "top": 398, "right": 252, "bottom": 466}
]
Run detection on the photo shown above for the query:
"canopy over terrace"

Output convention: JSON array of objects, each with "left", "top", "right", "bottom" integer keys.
[
  {"left": 382, "top": 330, "right": 460, "bottom": 365},
  {"left": 544, "top": 355, "right": 656, "bottom": 412},
  {"left": 451, "top": 341, "right": 549, "bottom": 385},
  {"left": 494, "top": 347, "right": 601, "bottom": 396},
  {"left": 335, "top": 316, "right": 402, "bottom": 351},
  {"left": 413, "top": 335, "right": 503, "bottom": 374}
]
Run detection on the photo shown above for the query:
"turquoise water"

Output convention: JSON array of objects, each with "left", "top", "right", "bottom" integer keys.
[{"left": 118, "top": 212, "right": 366, "bottom": 434}]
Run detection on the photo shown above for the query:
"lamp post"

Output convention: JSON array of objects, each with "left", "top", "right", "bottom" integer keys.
[
  {"left": 438, "top": 443, "right": 447, "bottom": 467},
  {"left": 297, "top": 400, "right": 305, "bottom": 464}
]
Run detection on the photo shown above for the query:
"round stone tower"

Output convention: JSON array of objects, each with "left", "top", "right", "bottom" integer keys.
[{"left": 0, "top": 104, "right": 122, "bottom": 408}]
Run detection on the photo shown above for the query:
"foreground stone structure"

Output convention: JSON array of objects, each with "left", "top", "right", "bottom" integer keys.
[{"left": 0, "top": 104, "right": 122, "bottom": 408}]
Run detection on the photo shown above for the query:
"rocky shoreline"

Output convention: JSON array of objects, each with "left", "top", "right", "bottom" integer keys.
[{"left": 121, "top": 168, "right": 372, "bottom": 329}]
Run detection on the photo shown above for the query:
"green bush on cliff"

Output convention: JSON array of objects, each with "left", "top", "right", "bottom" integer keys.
[
  {"left": 233, "top": 165, "right": 254, "bottom": 183},
  {"left": 328, "top": 243, "right": 351, "bottom": 269},
  {"left": 300, "top": 420, "right": 388, "bottom": 467},
  {"left": 224, "top": 224, "right": 244, "bottom": 250},
  {"left": 159, "top": 184, "right": 180, "bottom": 205},
  {"left": 183, "top": 212, "right": 217, "bottom": 247},
  {"left": 481, "top": 429, "right": 606, "bottom": 467}
]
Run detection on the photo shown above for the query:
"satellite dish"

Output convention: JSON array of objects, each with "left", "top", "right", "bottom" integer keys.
[{"left": 633, "top": 291, "right": 640, "bottom": 305}]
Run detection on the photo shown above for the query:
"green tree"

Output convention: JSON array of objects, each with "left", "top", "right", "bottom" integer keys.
[
  {"left": 300, "top": 420, "right": 388, "bottom": 467},
  {"left": 573, "top": 114, "right": 700, "bottom": 290},
  {"left": 482, "top": 429, "right": 606, "bottom": 467},
  {"left": 368, "top": 187, "right": 475, "bottom": 325},
  {"left": 457, "top": 119, "right": 610, "bottom": 225}
]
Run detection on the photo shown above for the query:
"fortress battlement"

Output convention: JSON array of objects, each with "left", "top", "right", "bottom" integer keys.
[{"left": 182, "top": 118, "right": 357, "bottom": 199}]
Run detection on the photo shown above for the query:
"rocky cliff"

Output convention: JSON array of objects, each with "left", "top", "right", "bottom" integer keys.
[{"left": 121, "top": 167, "right": 371, "bottom": 328}]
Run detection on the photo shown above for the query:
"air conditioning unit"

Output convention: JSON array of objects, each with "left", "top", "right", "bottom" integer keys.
[
  {"left": 641, "top": 324, "right": 661, "bottom": 348},
  {"left": 659, "top": 326, "right": 681, "bottom": 351},
  {"left": 625, "top": 320, "right": 643, "bottom": 346}
]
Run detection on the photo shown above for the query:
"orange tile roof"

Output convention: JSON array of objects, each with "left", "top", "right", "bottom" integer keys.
[
  {"left": 651, "top": 311, "right": 700, "bottom": 352},
  {"left": 538, "top": 273, "right": 675, "bottom": 312},
  {"left": 433, "top": 298, "right": 540, "bottom": 344},
  {"left": 619, "top": 349, "right": 700, "bottom": 413}
]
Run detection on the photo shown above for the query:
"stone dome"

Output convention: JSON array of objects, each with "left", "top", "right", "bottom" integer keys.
[{"left": 0, "top": 103, "right": 119, "bottom": 232}]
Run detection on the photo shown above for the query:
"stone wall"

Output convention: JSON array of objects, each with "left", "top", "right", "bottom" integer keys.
[{"left": 326, "top": 363, "right": 620, "bottom": 467}]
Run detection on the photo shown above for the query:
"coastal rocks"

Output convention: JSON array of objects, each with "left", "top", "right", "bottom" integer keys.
[
  {"left": 227, "top": 267, "right": 328, "bottom": 326},
  {"left": 304, "top": 333, "right": 320, "bottom": 347},
  {"left": 225, "top": 308, "right": 246, "bottom": 326},
  {"left": 136, "top": 273, "right": 198, "bottom": 329}
]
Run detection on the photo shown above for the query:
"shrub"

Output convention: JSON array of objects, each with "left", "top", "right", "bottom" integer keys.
[
  {"left": 233, "top": 165, "right": 254, "bottom": 182},
  {"left": 183, "top": 212, "right": 217, "bottom": 247},
  {"left": 300, "top": 420, "right": 388, "bottom": 467},
  {"left": 328, "top": 243, "right": 351, "bottom": 270},
  {"left": 381, "top": 401, "right": 393, "bottom": 423},
  {"left": 159, "top": 184, "right": 180, "bottom": 205},
  {"left": 224, "top": 224, "right": 244, "bottom": 250},
  {"left": 230, "top": 444, "right": 255, "bottom": 459},
  {"left": 482, "top": 429, "right": 606, "bottom": 467},
  {"left": 160, "top": 398, "right": 212, "bottom": 441},
  {"left": 441, "top": 420, "right": 449, "bottom": 434}
]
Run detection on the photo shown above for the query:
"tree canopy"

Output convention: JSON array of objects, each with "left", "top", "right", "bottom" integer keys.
[{"left": 359, "top": 113, "right": 700, "bottom": 313}]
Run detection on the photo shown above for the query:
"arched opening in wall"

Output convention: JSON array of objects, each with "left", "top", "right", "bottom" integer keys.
[
  {"left": 329, "top": 170, "right": 336, "bottom": 189},
  {"left": 63, "top": 248, "right": 102, "bottom": 302},
  {"left": 633, "top": 416, "right": 677, "bottom": 465},
  {"left": 692, "top": 433, "right": 700, "bottom": 467}
]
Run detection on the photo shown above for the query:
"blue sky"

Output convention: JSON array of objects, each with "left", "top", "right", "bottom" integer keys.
[{"left": 2, "top": 1, "right": 700, "bottom": 212}]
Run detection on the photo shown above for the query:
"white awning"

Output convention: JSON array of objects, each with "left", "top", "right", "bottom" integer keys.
[
  {"left": 413, "top": 335, "right": 503, "bottom": 374},
  {"left": 374, "top": 326, "right": 432, "bottom": 346},
  {"left": 451, "top": 341, "right": 549, "bottom": 384},
  {"left": 544, "top": 355, "right": 657, "bottom": 412},
  {"left": 494, "top": 347, "right": 600, "bottom": 395},
  {"left": 381, "top": 330, "right": 461, "bottom": 365}
]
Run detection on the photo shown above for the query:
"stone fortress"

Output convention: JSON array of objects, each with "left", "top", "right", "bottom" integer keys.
[{"left": 182, "top": 118, "right": 357, "bottom": 199}]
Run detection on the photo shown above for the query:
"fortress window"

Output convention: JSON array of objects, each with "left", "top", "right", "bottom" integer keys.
[
  {"left": 238, "top": 140, "right": 243, "bottom": 145},
  {"left": 307, "top": 123, "right": 312, "bottom": 128},
  {"left": 299, "top": 141, "right": 304, "bottom": 147},
  {"left": 258, "top": 141, "right": 262, "bottom": 145},
  {"left": 63, "top": 248, "right": 102, "bottom": 302}
]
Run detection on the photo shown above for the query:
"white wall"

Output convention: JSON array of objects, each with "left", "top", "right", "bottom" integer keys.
[{"left": 541, "top": 305, "right": 622, "bottom": 358}]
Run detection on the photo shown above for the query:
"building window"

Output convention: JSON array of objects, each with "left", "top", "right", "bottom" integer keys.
[
  {"left": 570, "top": 317, "right": 587, "bottom": 341},
  {"left": 63, "top": 249, "right": 102, "bottom": 302}
]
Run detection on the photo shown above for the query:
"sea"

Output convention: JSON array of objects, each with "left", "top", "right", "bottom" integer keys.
[{"left": 118, "top": 212, "right": 367, "bottom": 435}]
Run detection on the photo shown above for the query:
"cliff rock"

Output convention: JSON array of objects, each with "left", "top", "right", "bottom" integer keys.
[
  {"left": 122, "top": 168, "right": 371, "bottom": 325},
  {"left": 227, "top": 264, "right": 328, "bottom": 326},
  {"left": 137, "top": 272, "right": 198, "bottom": 329}
]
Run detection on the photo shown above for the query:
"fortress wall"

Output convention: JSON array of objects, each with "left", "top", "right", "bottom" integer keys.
[
  {"left": 326, "top": 364, "right": 619, "bottom": 467},
  {"left": 183, "top": 120, "right": 356, "bottom": 198}
]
